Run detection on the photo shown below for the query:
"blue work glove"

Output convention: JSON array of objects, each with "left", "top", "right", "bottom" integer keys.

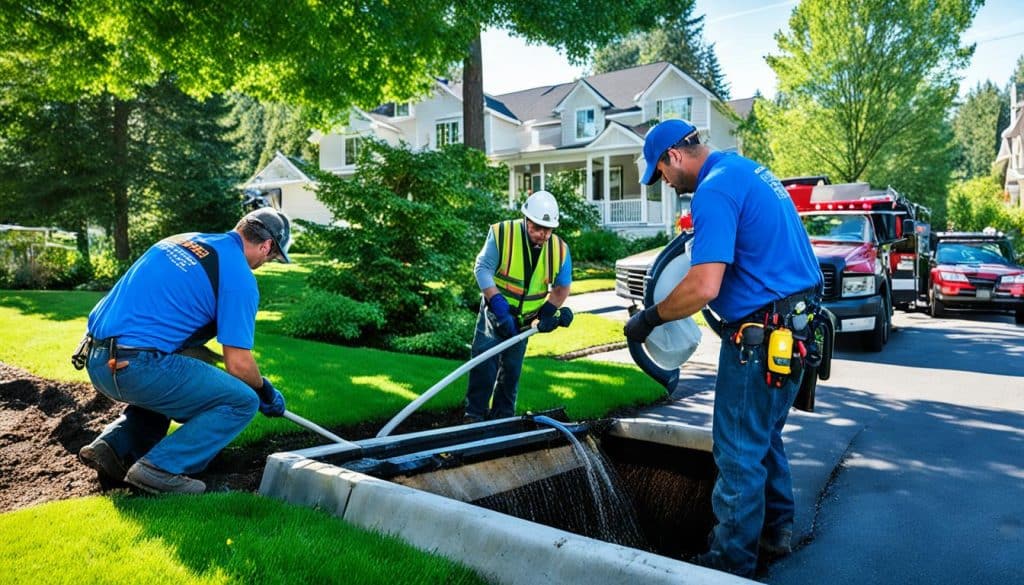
[
  {"left": 537, "top": 301, "right": 559, "bottom": 333},
  {"left": 624, "top": 305, "right": 665, "bottom": 343},
  {"left": 488, "top": 294, "right": 519, "bottom": 339},
  {"left": 257, "top": 376, "right": 286, "bottom": 417}
]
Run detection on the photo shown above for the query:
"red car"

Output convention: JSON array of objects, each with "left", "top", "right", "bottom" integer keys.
[{"left": 929, "top": 231, "right": 1024, "bottom": 324}]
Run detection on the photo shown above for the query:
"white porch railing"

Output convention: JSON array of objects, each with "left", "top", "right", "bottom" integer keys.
[{"left": 589, "top": 199, "right": 663, "bottom": 225}]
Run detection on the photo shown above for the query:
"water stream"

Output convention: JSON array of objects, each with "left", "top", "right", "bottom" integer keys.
[{"left": 529, "top": 416, "right": 645, "bottom": 547}]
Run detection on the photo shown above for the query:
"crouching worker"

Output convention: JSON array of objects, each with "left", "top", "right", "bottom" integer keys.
[
  {"left": 463, "top": 191, "right": 574, "bottom": 423},
  {"left": 75, "top": 208, "right": 293, "bottom": 494}
]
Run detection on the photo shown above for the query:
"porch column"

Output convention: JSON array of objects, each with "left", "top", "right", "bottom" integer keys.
[
  {"left": 539, "top": 162, "right": 546, "bottom": 191},
  {"left": 507, "top": 165, "right": 516, "bottom": 208},
  {"left": 663, "top": 183, "right": 672, "bottom": 236},
  {"left": 641, "top": 180, "right": 648, "bottom": 225},
  {"left": 603, "top": 154, "right": 610, "bottom": 223},
  {"left": 585, "top": 156, "right": 593, "bottom": 204}
]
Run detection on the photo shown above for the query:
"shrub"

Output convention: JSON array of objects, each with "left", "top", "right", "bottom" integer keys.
[
  {"left": 625, "top": 232, "right": 671, "bottom": 255},
  {"left": 388, "top": 310, "right": 476, "bottom": 359},
  {"left": 569, "top": 229, "right": 626, "bottom": 263},
  {"left": 304, "top": 140, "right": 506, "bottom": 344},
  {"left": 280, "top": 290, "right": 386, "bottom": 343},
  {"left": 34, "top": 246, "right": 90, "bottom": 289}
]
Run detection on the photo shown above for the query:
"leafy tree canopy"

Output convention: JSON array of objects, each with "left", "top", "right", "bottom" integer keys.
[
  {"left": 2, "top": 1, "right": 681, "bottom": 127},
  {"left": 765, "top": 0, "right": 981, "bottom": 189}
]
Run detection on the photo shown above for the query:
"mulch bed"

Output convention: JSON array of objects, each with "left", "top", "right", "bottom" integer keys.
[{"left": 0, "top": 361, "right": 462, "bottom": 514}]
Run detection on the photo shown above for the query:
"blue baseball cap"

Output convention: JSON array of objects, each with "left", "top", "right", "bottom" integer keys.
[{"left": 641, "top": 119, "right": 699, "bottom": 185}]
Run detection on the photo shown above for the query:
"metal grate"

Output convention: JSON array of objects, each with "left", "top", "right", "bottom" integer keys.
[
  {"left": 821, "top": 265, "right": 837, "bottom": 298},
  {"left": 615, "top": 267, "right": 649, "bottom": 300}
]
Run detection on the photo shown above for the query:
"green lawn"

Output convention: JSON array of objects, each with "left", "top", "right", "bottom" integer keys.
[
  {"left": 0, "top": 258, "right": 662, "bottom": 584},
  {"left": 0, "top": 495, "right": 487, "bottom": 585}
]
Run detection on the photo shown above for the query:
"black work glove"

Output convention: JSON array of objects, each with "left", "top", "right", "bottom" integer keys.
[
  {"left": 624, "top": 305, "right": 665, "bottom": 343},
  {"left": 488, "top": 294, "right": 519, "bottom": 339},
  {"left": 537, "top": 301, "right": 559, "bottom": 333},
  {"left": 257, "top": 376, "right": 286, "bottom": 417},
  {"left": 558, "top": 306, "right": 574, "bottom": 328}
]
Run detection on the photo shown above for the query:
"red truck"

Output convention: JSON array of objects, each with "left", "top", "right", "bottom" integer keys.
[{"left": 783, "top": 177, "right": 931, "bottom": 351}]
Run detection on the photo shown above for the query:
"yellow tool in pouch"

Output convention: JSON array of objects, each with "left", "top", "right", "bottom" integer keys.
[{"left": 767, "top": 327, "right": 793, "bottom": 375}]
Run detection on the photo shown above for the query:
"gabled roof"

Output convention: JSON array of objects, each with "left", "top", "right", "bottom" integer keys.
[
  {"left": 634, "top": 63, "right": 718, "bottom": 104},
  {"left": 242, "top": 151, "right": 312, "bottom": 188},
  {"left": 495, "top": 62, "right": 706, "bottom": 124},
  {"left": 727, "top": 96, "right": 756, "bottom": 119},
  {"left": 552, "top": 79, "right": 613, "bottom": 113}
]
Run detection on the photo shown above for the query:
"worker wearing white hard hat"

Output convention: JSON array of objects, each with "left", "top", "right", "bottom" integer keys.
[{"left": 463, "top": 190, "right": 575, "bottom": 422}]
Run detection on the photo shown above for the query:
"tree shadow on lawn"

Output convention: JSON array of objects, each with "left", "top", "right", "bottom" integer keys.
[{"left": 0, "top": 289, "right": 102, "bottom": 322}]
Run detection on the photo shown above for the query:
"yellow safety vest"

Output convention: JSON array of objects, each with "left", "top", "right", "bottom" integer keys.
[{"left": 492, "top": 219, "right": 567, "bottom": 322}]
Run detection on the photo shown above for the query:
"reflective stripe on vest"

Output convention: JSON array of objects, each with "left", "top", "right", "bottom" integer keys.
[{"left": 492, "top": 219, "right": 566, "bottom": 321}]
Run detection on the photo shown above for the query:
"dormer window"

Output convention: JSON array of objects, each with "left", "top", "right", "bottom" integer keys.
[
  {"left": 576, "top": 108, "right": 597, "bottom": 140},
  {"left": 394, "top": 102, "right": 411, "bottom": 117},
  {"left": 656, "top": 97, "right": 693, "bottom": 122},
  {"left": 344, "top": 136, "right": 362, "bottom": 166}
]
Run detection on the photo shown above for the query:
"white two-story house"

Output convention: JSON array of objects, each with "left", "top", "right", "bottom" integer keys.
[
  {"left": 995, "top": 82, "right": 1024, "bottom": 208},
  {"left": 244, "top": 61, "right": 741, "bottom": 236}
]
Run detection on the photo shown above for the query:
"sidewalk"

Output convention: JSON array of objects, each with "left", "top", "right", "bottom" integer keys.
[{"left": 564, "top": 290, "right": 849, "bottom": 572}]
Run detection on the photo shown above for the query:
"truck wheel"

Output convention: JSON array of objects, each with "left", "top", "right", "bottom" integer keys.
[
  {"left": 929, "top": 287, "right": 944, "bottom": 318},
  {"left": 863, "top": 296, "right": 890, "bottom": 352}
]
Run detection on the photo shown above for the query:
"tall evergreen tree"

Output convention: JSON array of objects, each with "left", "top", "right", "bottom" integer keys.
[
  {"left": 953, "top": 81, "right": 1009, "bottom": 179},
  {"left": 591, "top": 8, "right": 731, "bottom": 100}
]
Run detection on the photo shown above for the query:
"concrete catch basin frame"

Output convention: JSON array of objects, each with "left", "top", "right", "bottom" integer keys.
[{"left": 258, "top": 416, "right": 753, "bottom": 585}]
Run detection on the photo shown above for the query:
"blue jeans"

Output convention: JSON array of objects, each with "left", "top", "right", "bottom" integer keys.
[
  {"left": 464, "top": 301, "right": 528, "bottom": 420},
  {"left": 85, "top": 344, "right": 259, "bottom": 475},
  {"left": 704, "top": 336, "right": 801, "bottom": 576}
]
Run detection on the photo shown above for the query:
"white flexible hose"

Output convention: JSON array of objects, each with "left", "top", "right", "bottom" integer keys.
[
  {"left": 376, "top": 327, "right": 538, "bottom": 438},
  {"left": 283, "top": 410, "right": 359, "bottom": 448}
]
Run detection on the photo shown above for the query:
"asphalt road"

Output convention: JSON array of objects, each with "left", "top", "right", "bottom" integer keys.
[{"left": 566, "top": 291, "right": 1024, "bottom": 584}]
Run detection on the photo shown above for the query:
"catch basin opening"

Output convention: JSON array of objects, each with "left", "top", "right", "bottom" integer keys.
[{"left": 313, "top": 416, "right": 717, "bottom": 560}]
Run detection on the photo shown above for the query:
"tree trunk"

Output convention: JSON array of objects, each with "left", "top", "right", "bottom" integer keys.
[
  {"left": 111, "top": 99, "right": 131, "bottom": 261},
  {"left": 462, "top": 31, "right": 485, "bottom": 152}
]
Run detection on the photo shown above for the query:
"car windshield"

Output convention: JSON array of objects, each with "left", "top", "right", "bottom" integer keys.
[
  {"left": 801, "top": 214, "right": 872, "bottom": 243},
  {"left": 936, "top": 241, "right": 1014, "bottom": 265}
]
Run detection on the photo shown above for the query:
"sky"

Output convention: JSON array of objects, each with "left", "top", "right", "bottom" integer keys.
[{"left": 480, "top": 0, "right": 1024, "bottom": 101}]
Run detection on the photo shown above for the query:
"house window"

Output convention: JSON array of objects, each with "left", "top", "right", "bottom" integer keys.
[
  {"left": 436, "top": 119, "right": 461, "bottom": 147},
  {"left": 576, "top": 108, "right": 597, "bottom": 140},
  {"left": 394, "top": 102, "right": 411, "bottom": 117},
  {"left": 344, "top": 136, "right": 362, "bottom": 166},
  {"left": 657, "top": 97, "right": 693, "bottom": 122}
]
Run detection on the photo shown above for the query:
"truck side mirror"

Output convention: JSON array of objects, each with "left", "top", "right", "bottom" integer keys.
[{"left": 902, "top": 219, "right": 914, "bottom": 237}]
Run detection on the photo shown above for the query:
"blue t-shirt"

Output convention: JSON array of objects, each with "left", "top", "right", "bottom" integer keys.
[
  {"left": 689, "top": 152, "right": 821, "bottom": 322},
  {"left": 88, "top": 231, "right": 259, "bottom": 353}
]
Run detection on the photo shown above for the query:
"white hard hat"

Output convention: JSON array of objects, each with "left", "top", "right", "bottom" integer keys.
[{"left": 521, "top": 190, "right": 560, "bottom": 228}]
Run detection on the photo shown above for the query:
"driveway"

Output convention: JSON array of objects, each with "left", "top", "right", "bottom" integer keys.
[{"left": 568, "top": 291, "right": 1024, "bottom": 583}]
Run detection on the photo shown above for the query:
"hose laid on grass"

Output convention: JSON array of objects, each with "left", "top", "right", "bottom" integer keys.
[{"left": 376, "top": 327, "right": 539, "bottom": 438}]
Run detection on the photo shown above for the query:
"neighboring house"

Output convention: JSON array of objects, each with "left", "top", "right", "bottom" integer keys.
[
  {"left": 995, "top": 82, "right": 1024, "bottom": 208},
  {"left": 243, "top": 61, "right": 742, "bottom": 236}
]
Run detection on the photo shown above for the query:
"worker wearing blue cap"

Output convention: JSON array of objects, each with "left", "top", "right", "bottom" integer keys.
[{"left": 625, "top": 119, "right": 822, "bottom": 577}]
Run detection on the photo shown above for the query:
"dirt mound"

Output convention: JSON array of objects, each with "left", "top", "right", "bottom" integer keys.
[
  {"left": 0, "top": 361, "right": 464, "bottom": 514},
  {"left": 0, "top": 363, "right": 121, "bottom": 513}
]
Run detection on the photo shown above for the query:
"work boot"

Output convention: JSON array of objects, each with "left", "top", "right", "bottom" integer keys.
[
  {"left": 759, "top": 527, "right": 793, "bottom": 558},
  {"left": 125, "top": 459, "right": 205, "bottom": 495},
  {"left": 78, "top": 439, "right": 128, "bottom": 482}
]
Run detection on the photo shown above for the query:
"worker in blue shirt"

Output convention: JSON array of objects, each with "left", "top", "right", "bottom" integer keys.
[
  {"left": 625, "top": 119, "right": 822, "bottom": 577},
  {"left": 463, "top": 191, "right": 574, "bottom": 422},
  {"left": 76, "top": 208, "right": 293, "bottom": 494}
]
